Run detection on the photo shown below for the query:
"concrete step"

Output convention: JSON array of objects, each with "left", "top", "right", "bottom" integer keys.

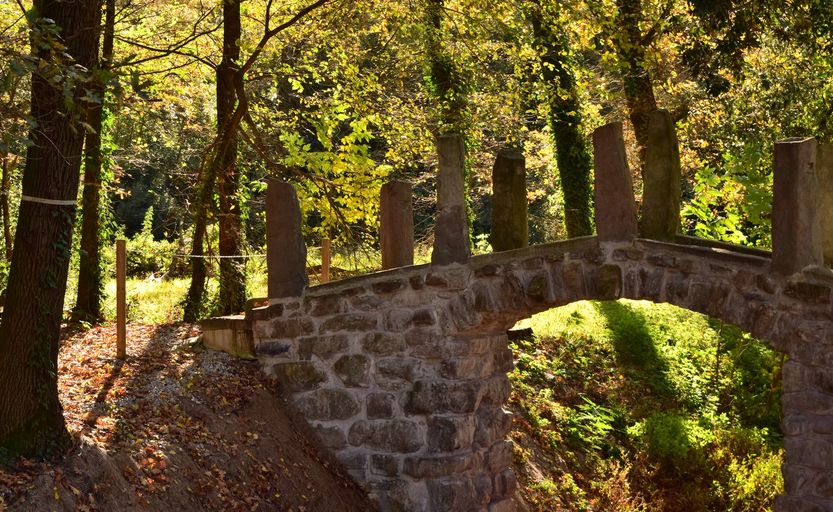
[{"left": 199, "top": 315, "right": 254, "bottom": 359}]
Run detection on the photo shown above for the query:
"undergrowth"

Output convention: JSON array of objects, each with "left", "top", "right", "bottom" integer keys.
[{"left": 510, "top": 300, "right": 783, "bottom": 512}]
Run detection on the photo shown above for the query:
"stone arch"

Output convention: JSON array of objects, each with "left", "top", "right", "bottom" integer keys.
[{"left": 247, "top": 236, "right": 833, "bottom": 512}]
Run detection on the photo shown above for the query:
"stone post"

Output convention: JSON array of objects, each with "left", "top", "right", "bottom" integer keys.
[
  {"left": 772, "top": 137, "right": 822, "bottom": 274},
  {"left": 490, "top": 149, "right": 528, "bottom": 252},
  {"left": 380, "top": 180, "right": 415, "bottom": 269},
  {"left": 639, "top": 109, "right": 681, "bottom": 241},
  {"left": 266, "top": 179, "right": 308, "bottom": 298},
  {"left": 817, "top": 143, "right": 833, "bottom": 266},
  {"left": 593, "top": 122, "right": 638, "bottom": 241},
  {"left": 432, "top": 134, "right": 471, "bottom": 265}
]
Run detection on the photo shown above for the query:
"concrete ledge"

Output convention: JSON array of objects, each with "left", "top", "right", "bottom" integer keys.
[{"left": 199, "top": 315, "right": 255, "bottom": 359}]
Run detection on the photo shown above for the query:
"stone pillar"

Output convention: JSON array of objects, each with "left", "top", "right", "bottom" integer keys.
[
  {"left": 266, "top": 179, "right": 308, "bottom": 298},
  {"left": 639, "top": 109, "right": 681, "bottom": 241},
  {"left": 593, "top": 122, "right": 638, "bottom": 241},
  {"left": 490, "top": 149, "right": 528, "bottom": 252},
  {"left": 380, "top": 181, "right": 415, "bottom": 269},
  {"left": 817, "top": 143, "right": 833, "bottom": 266},
  {"left": 433, "top": 134, "right": 471, "bottom": 265},
  {"left": 772, "top": 137, "right": 822, "bottom": 274}
]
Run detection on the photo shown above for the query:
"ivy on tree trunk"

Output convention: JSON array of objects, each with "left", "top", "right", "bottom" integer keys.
[
  {"left": 0, "top": 0, "right": 101, "bottom": 459},
  {"left": 524, "top": 0, "right": 593, "bottom": 238}
]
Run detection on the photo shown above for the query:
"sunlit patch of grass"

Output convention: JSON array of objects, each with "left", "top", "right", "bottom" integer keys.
[{"left": 510, "top": 299, "right": 784, "bottom": 511}]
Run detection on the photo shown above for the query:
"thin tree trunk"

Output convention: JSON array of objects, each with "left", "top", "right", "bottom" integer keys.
[
  {"left": 524, "top": 0, "right": 593, "bottom": 237},
  {"left": 0, "top": 0, "right": 100, "bottom": 459},
  {"left": 75, "top": 0, "right": 115, "bottom": 322},
  {"left": 1, "top": 156, "right": 14, "bottom": 262},
  {"left": 182, "top": 165, "right": 213, "bottom": 322},
  {"left": 217, "top": 0, "right": 246, "bottom": 316},
  {"left": 615, "top": 0, "right": 658, "bottom": 171}
]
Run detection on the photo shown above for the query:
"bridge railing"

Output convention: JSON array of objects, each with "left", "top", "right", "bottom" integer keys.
[{"left": 263, "top": 111, "right": 833, "bottom": 299}]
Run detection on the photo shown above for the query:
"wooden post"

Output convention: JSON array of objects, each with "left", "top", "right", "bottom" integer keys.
[
  {"left": 321, "top": 238, "right": 331, "bottom": 283},
  {"left": 116, "top": 239, "right": 126, "bottom": 360}
]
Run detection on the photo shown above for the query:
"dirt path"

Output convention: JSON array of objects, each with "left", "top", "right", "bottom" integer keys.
[{"left": 0, "top": 323, "right": 375, "bottom": 512}]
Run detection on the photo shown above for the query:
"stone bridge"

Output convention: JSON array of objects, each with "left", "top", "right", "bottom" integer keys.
[{"left": 203, "top": 115, "right": 833, "bottom": 512}]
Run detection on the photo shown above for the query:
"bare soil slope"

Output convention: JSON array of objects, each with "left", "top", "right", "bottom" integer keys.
[{"left": 0, "top": 323, "right": 374, "bottom": 512}]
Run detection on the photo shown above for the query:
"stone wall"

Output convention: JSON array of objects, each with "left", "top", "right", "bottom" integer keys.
[{"left": 250, "top": 236, "right": 833, "bottom": 511}]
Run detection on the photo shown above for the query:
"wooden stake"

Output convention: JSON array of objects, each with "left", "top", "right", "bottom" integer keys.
[
  {"left": 321, "top": 238, "right": 331, "bottom": 283},
  {"left": 116, "top": 239, "right": 126, "bottom": 359}
]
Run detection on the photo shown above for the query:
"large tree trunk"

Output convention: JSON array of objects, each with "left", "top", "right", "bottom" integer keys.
[
  {"left": 524, "top": 0, "right": 593, "bottom": 238},
  {"left": 0, "top": 0, "right": 100, "bottom": 459},
  {"left": 216, "top": 0, "right": 246, "bottom": 316},
  {"left": 75, "top": 0, "right": 115, "bottom": 323},
  {"left": 614, "top": 0, "right": 658, "bottom": 171}
]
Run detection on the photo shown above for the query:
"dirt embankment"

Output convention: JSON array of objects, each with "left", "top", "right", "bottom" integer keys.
[{"left": 0, "top": 323, "right": 375, "bottom": 512}]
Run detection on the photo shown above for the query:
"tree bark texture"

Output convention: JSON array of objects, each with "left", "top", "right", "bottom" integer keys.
[
  {"left": 0, "top": 0, "right": 101, "bottom": 459},
  {"left": 75, "top": 0, "right": 115, "bottom": 322},
  {"left": 524, "top": 0, "right": 594, "bottom": 237},
  {"left": 425, "top": 0, "right": 467, "bottom": 136},
  {"left": 216, "top": 0, "right": 246, "bottom": 316},
  {"left": 1, "top": 156, "right": 15, "bottom": 262},
  {"left": 614, "top": 0, "right": 658, "bottom": 173}
]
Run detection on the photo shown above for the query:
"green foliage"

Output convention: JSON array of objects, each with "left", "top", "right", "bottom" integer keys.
[
  {"left": 124, "top": 207, "right": 176, "bottom": 277},
  {"left": 511, "top": 300, "right": 783, "bottom": 510}
]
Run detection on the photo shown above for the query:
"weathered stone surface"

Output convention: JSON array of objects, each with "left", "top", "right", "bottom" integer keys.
[
  {"left": 773, "top": 137, "right": 823, "bottom": 274},
  {"left": 307, "top": 295, "right": 344, "bottom": 316},
  {"left": 593, "top": 122, "right": 638, "bottom": 241},
  {"left": 403, "top": 452, "right": 481, "bottom": 478},
  {"left": 266, "top": 317, "right": 315, "bottom": 339},
  {"left": 490, "top": 149, "right": 528, "bottom": 252},
  {"left": 271, "top": 362, "right": 326, "bottom": 392},
  {"left": 475, "top": 407, "right": 513, "bottom": 448},
  {"left": 407, "top": 380, "right": 479, "bottom": 414},
  {"left": 362, "top": 332, "right": 407, "bottom": 356},
  {"left": 486, "top": 440, "right": 514, "bottom": 472},
  {"left": 433, "top": 134, "right": 471, "bottom": 265},
  {"left": 321, "top": 313, "right": 378, "bottom": 333},
  {"left": 266, "top": 180, "right": 308, "bottom": 298},
  {"left": 640, "top": 110, "right": 681, "bottom": 241},
  {"left": 427, "top": 415, "right": 476, "bottom": 452},
  {"left": 371, "top": 454, "right": 400, "bottom": 477},
  {"left": 296, "top": 389, "right": 361, "bottom": 420},
  {"left": 367, "top": 393, "right": 396, "bottom": 419},
  {"left": 381, "top": 180, "right": 415, "bottom": 270},
  {"left": 373, "top": 279, "right": 407, "bottom": 294},
  {"left": 297, "top": 335, "right": 350, "bottom": 361},
  {"left": 427, "top": 477, "right": 479, "bottom": 512},
  {"left": 313, "top": 424, "right": 347, "bottom": 450},
  {"left": 377, "top": 357, "right": 420, "bottom": 383},
  {"left": 596, "top": 264, "right": 622, "bottom": 300},
  {"left": 348, "top": 419, "right": 424, "bottom": 453},
  {"left": 334, "top": 354, "right": 371, "bottom": 387}
]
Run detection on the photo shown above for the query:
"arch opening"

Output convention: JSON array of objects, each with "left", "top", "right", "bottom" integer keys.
[{"left": 506, "top": 299, "right": 784, "bottom": 511}]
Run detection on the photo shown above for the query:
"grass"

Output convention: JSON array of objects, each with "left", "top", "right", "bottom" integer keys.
[{"left": 511, "top": 300, "right": 784, "bottom": 511}]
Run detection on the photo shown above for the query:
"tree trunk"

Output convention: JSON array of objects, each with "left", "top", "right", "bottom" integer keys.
[
  {"left": 0, "top": 0, "right": 100, "bottom": 459},
  {"left": 524, "top": 0, "right": 594, "bottom": 237},
  {"left": 75, "top": 0, "right": 115, "bottom": 323},
  {"left": 216, "top": 0, "right": 246, "bottom": 316},
  {"left": 425, "top": 0, "right": 466, "bottom": 136},
  {"left": 1, "top": 155, "right": 15, "bottom": 262},
  {"left": 614, "top": 0, "right": 658, "bottom": 171}
]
